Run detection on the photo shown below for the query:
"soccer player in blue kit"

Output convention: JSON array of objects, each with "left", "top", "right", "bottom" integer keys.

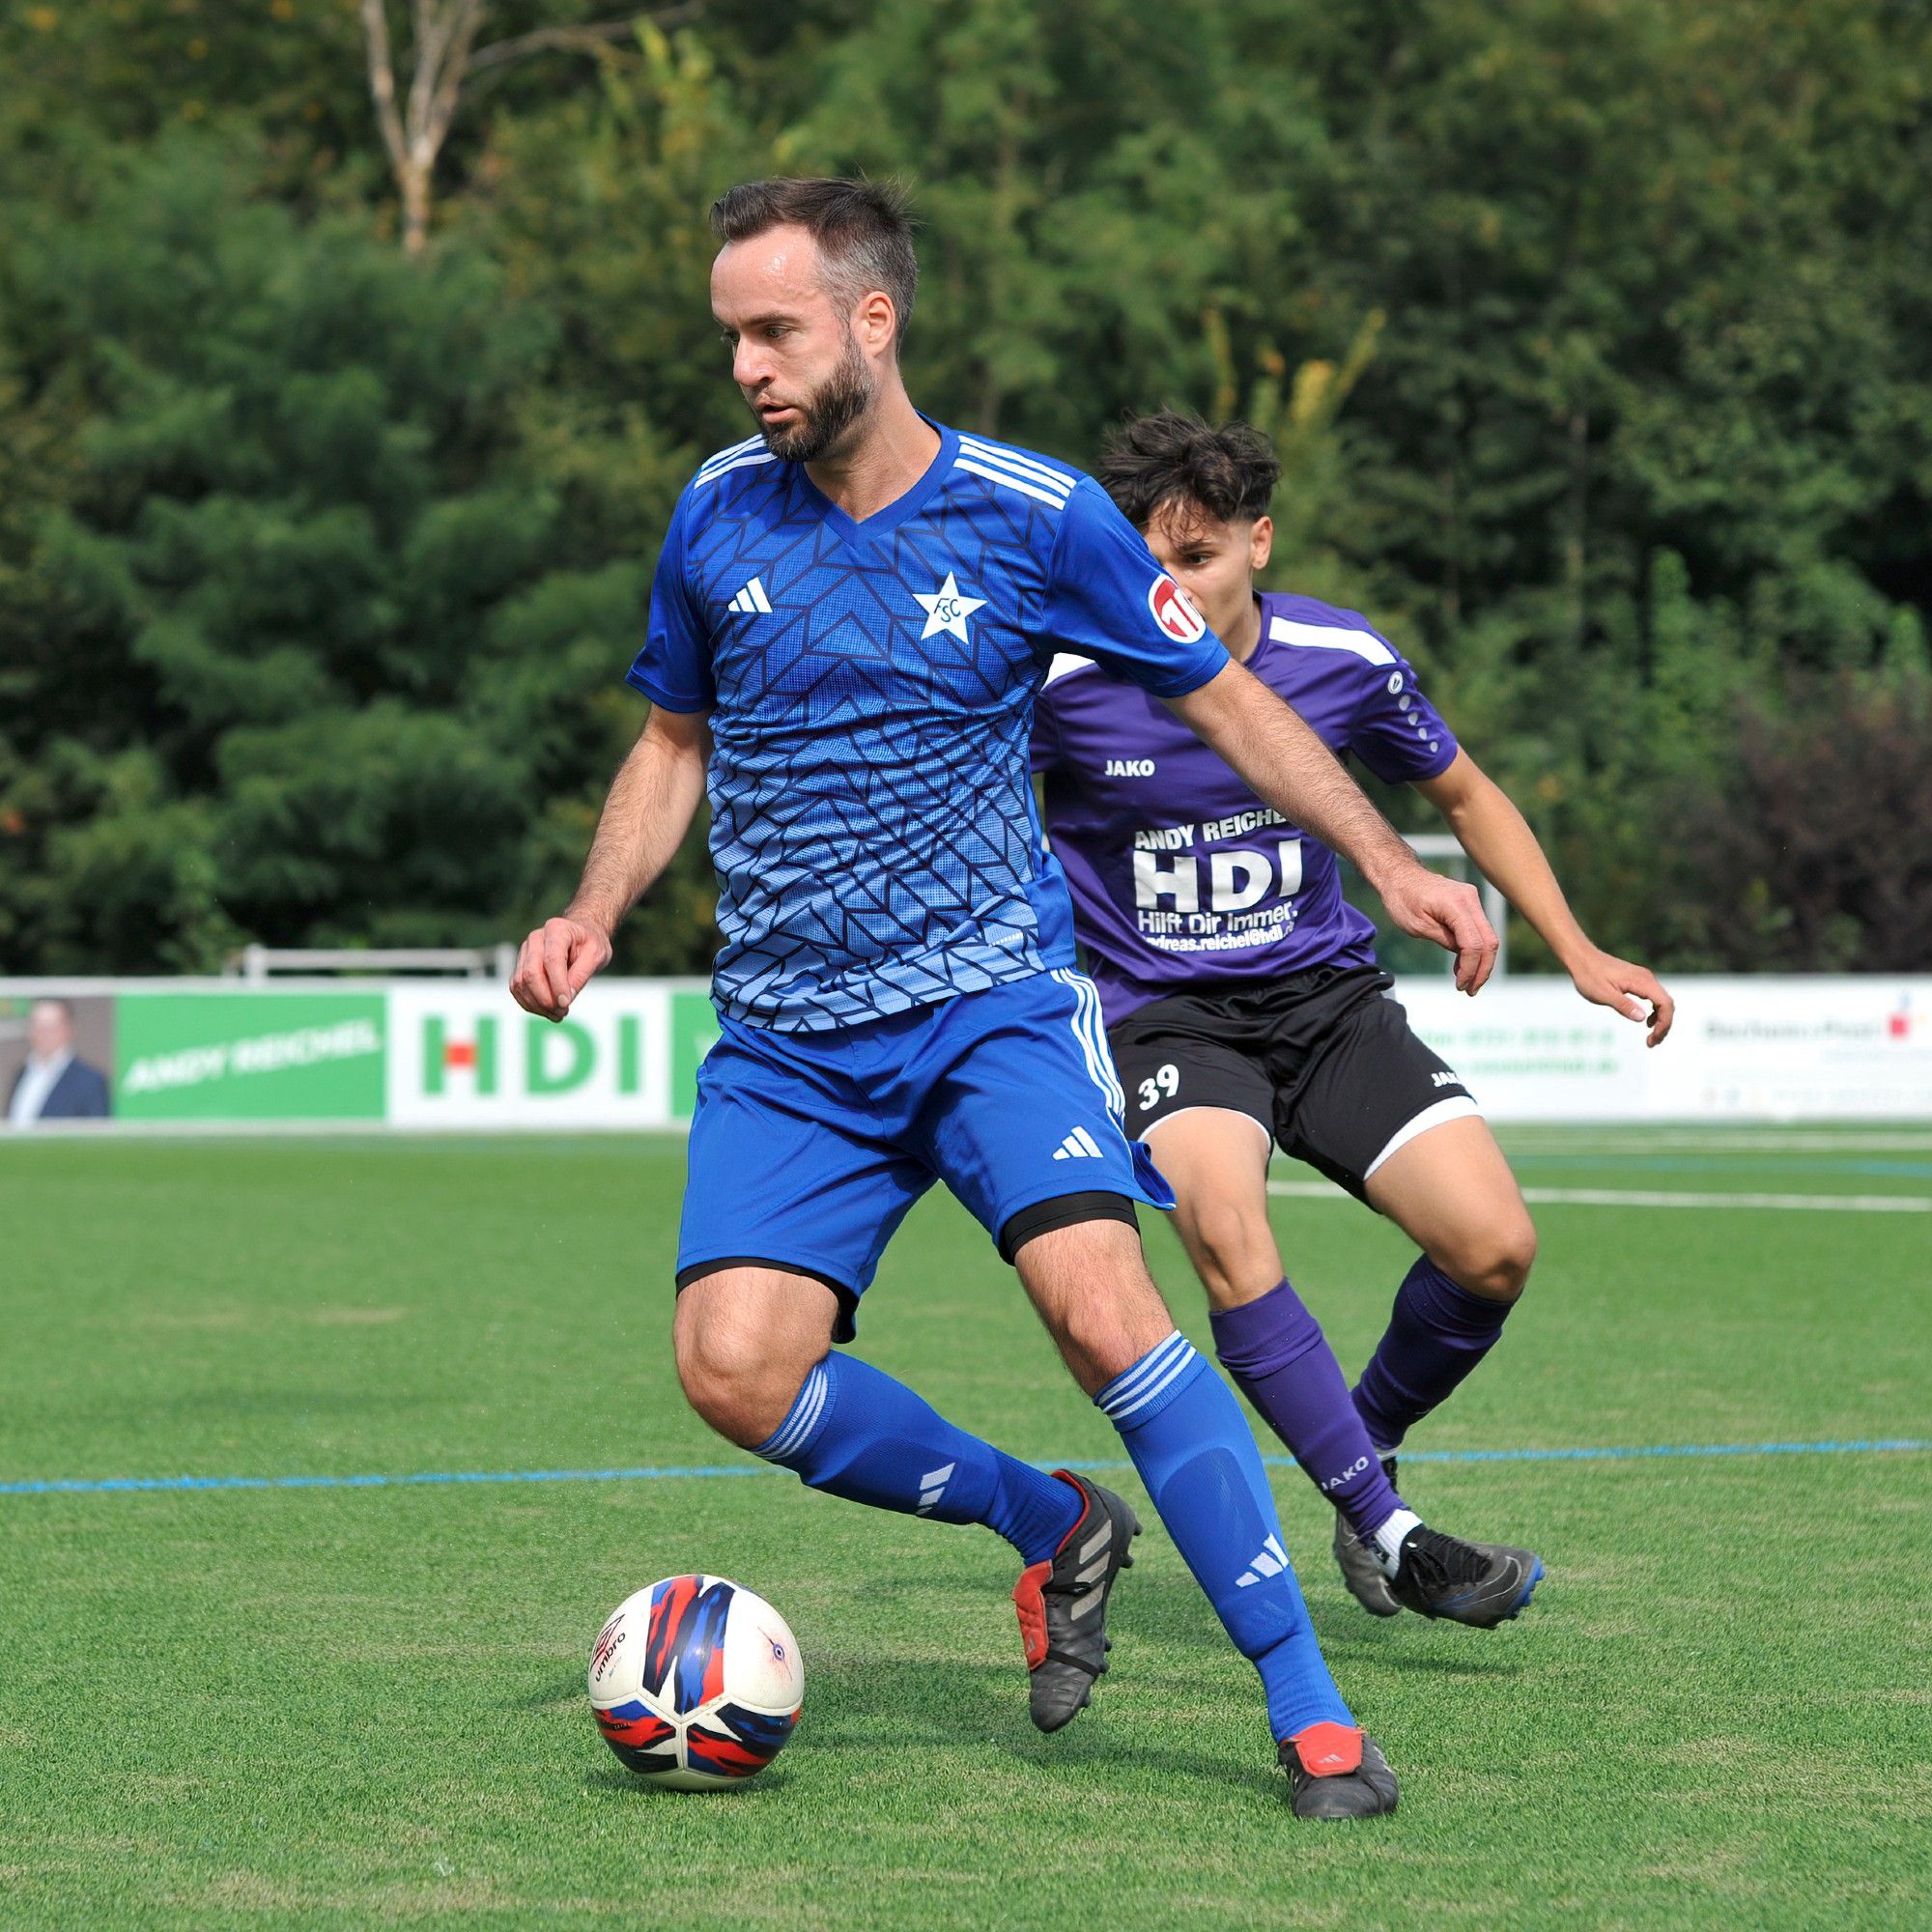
[
  {"left": 513, "top": 181, "right": 1498, "bottom": 1819},
  {"left": 1036, "top": 412, "right": 1675, "bottom": 1627}
]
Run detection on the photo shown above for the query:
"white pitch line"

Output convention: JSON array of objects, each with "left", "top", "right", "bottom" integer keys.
[
  {"left": 1265, "top": 1180, "right": 1932, "bottom": 1213},
  {"left": 1499, "top": 1131, "right": 1932, "bottom": 1154}
]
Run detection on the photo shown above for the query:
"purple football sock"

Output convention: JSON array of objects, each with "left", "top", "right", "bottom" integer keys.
[
  {"left": 1210, "top": 1278, "right": 1406, "bottom": 1542},
  {"left": 1351, "top": 1255, "right": 1515, "bottom": 1453}
]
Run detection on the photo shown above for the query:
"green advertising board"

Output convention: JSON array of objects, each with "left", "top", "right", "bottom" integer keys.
[
  {"left": 114, "top": 992, "right": 386, "bottom": 1122},
  {"left": 669, "top": 988, "right": 721, "bottom": 1120}
]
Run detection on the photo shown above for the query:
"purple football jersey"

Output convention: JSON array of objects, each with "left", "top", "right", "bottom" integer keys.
[{"left": 1033, "top": 590, "right": 1459, "bottom": 1027}]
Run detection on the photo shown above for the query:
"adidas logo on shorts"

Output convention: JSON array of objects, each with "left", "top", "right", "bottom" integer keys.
[{"left": 1053, "top": 1126, "right": 1104, "bottom": 1161}]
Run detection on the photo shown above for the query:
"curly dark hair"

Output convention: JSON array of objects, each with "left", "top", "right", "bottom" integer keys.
[{"left": 1096, "top": 411, "right": 1281, "bottom": 532}]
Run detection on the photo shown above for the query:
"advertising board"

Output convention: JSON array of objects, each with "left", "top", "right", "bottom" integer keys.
[{"left": 2, "top": 976, "right": 1926, "bottom": 1129}]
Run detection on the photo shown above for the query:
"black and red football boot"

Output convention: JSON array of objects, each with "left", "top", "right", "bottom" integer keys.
[
  {"left": 1280, "top": 1722, "right": 1400, "bottom": 1820},
  {"left": 1010, "top": 1470, "right": 1141, "bottom": 1732}
]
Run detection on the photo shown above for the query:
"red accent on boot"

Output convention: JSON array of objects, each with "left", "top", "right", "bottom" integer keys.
[
  {"left": 1289, "top": 1720, "right": 1365, "bottom": 1776},
  {"left": 1011, "top": 1563, "right": 1050, "bottom": 1669}
]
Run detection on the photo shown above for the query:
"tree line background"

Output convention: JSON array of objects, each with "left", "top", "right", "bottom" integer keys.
[{"left": 3, "top": 0, "right": 1928, "bottom": 979}]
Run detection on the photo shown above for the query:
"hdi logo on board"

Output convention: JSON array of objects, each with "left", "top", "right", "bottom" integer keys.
[
  {"left": 388, "top": 986, "right": 673, "bottom": 1125},
  {"left": 421, "top": 1013, "right": 654, "bottom": 1097}
]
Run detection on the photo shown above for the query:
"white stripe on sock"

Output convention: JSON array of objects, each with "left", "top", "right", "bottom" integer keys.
[
  {"left": 1103, "top": 1346, "right": 1199, "bottom": 1420},
  {"left": 1095, "top": 1330, "right": 1189, "bottom": 1413},
  {"left": 1096, "top": 1332, "right": 1201, "bottom": 1420},
  {"left": 761, "top": 1364, "right": 827, "bottom": 1463}
]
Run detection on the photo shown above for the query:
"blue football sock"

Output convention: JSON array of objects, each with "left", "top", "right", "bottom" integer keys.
[
  {"left": 1352, "top": 1256, "right": 1515, "bottom": 1453},
  {"left": 1096, "top": 1330, "right": 1352, "bottom": 1743},
  {"left": 755, "top": 1352, "right": 1081, "bottom": 1565}
]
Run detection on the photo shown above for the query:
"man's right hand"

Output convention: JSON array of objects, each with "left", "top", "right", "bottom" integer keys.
[
  {"left": 511, "top": 915, "right": 613, "bottom": 1021},
  {"left": 1377, "top": 865, "right": 1499, "bottom": 996}
]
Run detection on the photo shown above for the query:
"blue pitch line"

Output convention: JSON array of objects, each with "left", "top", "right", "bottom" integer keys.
[{"left": 1, "top": 1437, "right": 1924, "bottom": 1499}]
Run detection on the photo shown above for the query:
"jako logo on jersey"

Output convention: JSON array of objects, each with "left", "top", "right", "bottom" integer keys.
[
  {"left": 1432, "top": 1069, "right": 1460, "bottom": 1088},
  {"left": 1148, "top": 574, "right": 1207, "bottom": 644},
  {"left": 1105, "top": 758, "right": 1156, "bottom": 778}
]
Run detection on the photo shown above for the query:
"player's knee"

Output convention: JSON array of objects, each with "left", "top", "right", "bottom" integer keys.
[
  {"left": 1179, "top": 1196, "right": 1275, "bottom": 1305},
  {"left": 672, "top": 1300, "right": 805, "bottom": 1448},
  {"left": 1049, "top": 1282, "right": 1177, "bottom": 1388},
  {"left": 1443, "top": 1212, "right": 1537, "bottom": 1303}
]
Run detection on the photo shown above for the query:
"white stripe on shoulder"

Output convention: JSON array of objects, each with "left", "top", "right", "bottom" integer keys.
[
  {"left": 957, "top": 437, "right": 1076, "bottom": 496},
  {"left": 1042, "top": 652, "right": 1102, "bottom": 689},
  {"left": 954, "top": 456, "right": 1068, "bottom": 509},
  {"left": 957, "top": 445, "right": 1074, "bottom": 496},
  {"left": 1266, "top": 614, "right": 1396, "bottom": 666},
  {"left": 694, "top": 448, "right": 779, "bottom": 490},
  {"left": 696, "top": 435, "right": 765, "bottom": 476}
]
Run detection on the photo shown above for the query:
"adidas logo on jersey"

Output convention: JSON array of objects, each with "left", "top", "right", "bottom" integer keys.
[
  {"left": 728, "top": 576, "right": 773, "bottom": 615},
  {"left": 1053, "top": 1125, "right": 1105, "bottom": 1161},
  {"left": 1236, "top": 1533, "right": 1290, "bottom": 1588}
]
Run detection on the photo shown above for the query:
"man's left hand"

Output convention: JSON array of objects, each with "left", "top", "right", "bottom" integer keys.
[{"left": 1569, "top": 950, "right": 1675, "bottom": 1046}]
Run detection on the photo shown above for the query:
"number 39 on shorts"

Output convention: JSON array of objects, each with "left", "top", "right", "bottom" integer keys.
[{"left": 1138, "top": 1064, "right": 1179, "bottom": 1112}]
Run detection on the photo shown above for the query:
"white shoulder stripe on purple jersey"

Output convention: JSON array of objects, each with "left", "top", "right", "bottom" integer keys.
[{"left": 1266, "top": 614, "right": 1396, "bottom": 666}]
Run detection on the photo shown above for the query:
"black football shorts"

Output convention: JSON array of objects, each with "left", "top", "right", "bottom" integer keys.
[{"left": 1107, "top": 964, "right": 1479, "bottom": 1201}]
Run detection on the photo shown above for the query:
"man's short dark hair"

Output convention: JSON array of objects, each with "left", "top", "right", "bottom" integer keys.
[
  {"left": 1097, "top": 412, "right": 1281, "bottom": 532},
  {"left": 709, "top": 177, "right": 919, "bottom": 347}
]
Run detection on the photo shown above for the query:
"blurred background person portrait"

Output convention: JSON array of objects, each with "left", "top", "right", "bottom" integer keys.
[{"left": 6, "top": 999, "right": 111, "bottom": 1124}]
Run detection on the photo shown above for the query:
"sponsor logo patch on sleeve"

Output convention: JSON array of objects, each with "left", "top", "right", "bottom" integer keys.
[{"left": 1148, "top": 574, "right": 1208, "bottom": 644}]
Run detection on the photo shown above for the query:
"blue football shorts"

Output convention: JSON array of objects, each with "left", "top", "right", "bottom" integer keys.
[{"left": 675, "top": 968, "right": 1174, "bottom": 1340}]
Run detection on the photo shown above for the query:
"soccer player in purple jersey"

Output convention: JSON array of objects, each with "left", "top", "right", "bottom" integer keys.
[
  {"left": 512, "top": 183, "right": 1502, "bottom": 1818},
  {"left": 1035, "top": 412, "right": 1675, "bottom": 1627}
]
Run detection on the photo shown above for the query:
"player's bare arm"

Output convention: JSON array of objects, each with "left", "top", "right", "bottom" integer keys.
[
  {"left": 1168, "top": 660, "right": 1500, "bottom": 995},
  {"left": 510, "top": 705, "right": 711, "bottom": 1021},
  {"left": 1414, "top": 751, "right": 1674, "bottom": 1045}
]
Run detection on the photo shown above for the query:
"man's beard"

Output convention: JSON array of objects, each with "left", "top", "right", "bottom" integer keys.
[{"left": 754, "top": 341, "right": 875, "bottom": 463}]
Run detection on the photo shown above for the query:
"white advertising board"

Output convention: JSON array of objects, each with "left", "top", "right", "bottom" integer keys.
[
  {"left": 5, "top": 974, "right": 1928, "bottom": 1127},
  {"left": 1399, "top": 976, "right": 1932, "bottom": 1122},
  {"left": 384, "top": 981, "right": 674, "bottom": 1127}
]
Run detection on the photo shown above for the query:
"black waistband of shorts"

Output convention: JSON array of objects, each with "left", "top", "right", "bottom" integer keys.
[{"left": 1111, "top": 962, "right": 1392, "bottom": 1040}]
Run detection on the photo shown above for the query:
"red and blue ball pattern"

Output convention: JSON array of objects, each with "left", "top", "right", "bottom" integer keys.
[{"left": 593, "top": 1576, "right": 798, "bottom": 1782}]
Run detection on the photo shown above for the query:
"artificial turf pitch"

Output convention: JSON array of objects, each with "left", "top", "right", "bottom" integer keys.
[{"left": 2, "top": 1128, "right": 1927, "bottom": 1929}]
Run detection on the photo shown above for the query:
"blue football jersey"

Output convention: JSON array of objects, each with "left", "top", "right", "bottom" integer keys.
[{"left": 629, "top": 420, "right": 1230, "bottom": 1031}]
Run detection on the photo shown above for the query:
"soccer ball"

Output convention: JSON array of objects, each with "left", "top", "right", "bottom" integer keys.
[{"left": 587, "top": 1576, "right": 803, "bottom": 1790}]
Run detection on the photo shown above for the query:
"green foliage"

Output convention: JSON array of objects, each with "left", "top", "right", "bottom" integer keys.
[
  {"left": 0, "top": 135, "right": 681, "bottom": 970},
  {"left": 2, "top": 0, "right": 1927, "bottom": 973}
]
